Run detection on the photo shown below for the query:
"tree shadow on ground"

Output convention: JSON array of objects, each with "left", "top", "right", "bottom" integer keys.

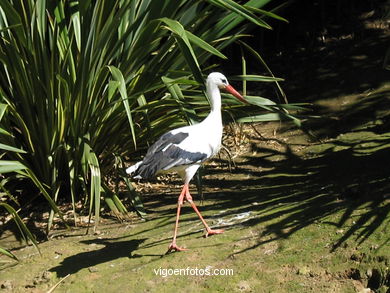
[
  {"left": 217, "top": 140, "right": 389, "bottom": 254},
  {"left": 204, "top": 86, "right": 390, "bottom": 254}
]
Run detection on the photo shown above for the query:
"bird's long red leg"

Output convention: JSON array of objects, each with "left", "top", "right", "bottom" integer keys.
[
  {"left": 166, "top": 185, "right": 188, "bottom": 253},
  {"left": 184, "top": 185, "right": 224, "bottom": 237}
]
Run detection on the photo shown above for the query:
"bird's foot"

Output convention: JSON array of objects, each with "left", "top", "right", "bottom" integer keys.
[
  {"left": 166, "top": 242, "right": 187, "bottom": 254},
  {"left": 205, "top": 228, "right": 224, "bottom": 238}
]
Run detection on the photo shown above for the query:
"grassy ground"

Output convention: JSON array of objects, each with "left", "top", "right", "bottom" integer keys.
[{"left": 0, "top": 83, "right": 389, "bottom": 292}]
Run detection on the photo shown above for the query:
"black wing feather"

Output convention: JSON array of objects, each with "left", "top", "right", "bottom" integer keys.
[{"left": 135, "top": 132, "right": 207, "bottom": 179}]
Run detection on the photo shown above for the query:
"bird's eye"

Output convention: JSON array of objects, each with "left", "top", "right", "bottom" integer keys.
[{"left": 221, "top": 78, "right": 227, "bottom": 84}]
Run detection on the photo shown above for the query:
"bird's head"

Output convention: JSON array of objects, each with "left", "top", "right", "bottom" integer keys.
[{"left": 207, "top": 72, "right": 247, "bottom": 103}]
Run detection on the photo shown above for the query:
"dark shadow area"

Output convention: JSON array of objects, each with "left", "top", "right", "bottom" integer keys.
[
  {"left": 49, "top": 237, "right": 147, "bottom": 277},
  {"left": 276, "top": 1, "right": 390, "bottom": 104},
  {"left": 304, "top": 87, "right": 390, "bottom": 139},
  {"left": 0, "top": 196, "right": 51, "bottom": 246},
  {"left": 221, "top": 0, "right": 389, "bottom": 105}
]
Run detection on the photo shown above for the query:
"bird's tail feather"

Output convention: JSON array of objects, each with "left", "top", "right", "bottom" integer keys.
[{"left": 126, "top": 161, "right": 143, "bottom": 176}]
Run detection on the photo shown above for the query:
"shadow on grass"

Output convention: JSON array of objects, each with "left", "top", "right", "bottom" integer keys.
[
  {"left": 304, "top": 88, "right": 390, "bottom": 139},
  {"left": 223, "top": 142, "right": 389, "bottom": 254},
  {"left": 49, "top": 237, "right": 147, "bottom": 277}
]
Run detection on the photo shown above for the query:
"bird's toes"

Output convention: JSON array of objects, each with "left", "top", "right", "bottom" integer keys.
[
  {"left": 205, "top": 228, "right": 224, "bottom": 238},
  {"left": 166, "top": 243, "right": 187, "bottom": 253}
]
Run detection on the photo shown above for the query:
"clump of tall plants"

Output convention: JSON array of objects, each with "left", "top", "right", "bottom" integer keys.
[{"left": 0, "top": 0, "right": 295, "bottom": 258}]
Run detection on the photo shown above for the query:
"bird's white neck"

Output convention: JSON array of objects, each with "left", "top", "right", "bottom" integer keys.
[
  {"left": 199, "top": 79, "right": 223, "bottom": 131},
  {"left": 207, "top": 79, "right": 222, "bottom": 113}
]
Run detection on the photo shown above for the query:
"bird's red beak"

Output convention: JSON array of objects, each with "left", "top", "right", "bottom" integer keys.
[{"left": 224, "top": 85, "right": 247, "bottom": 104}]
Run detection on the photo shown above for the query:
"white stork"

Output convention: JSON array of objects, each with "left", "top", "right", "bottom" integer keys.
[{"left": 127, "top": 72, "right": 246, "bottom": 252}]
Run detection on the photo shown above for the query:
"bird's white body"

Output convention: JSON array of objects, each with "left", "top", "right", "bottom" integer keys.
[
  {"left": 126, "top": 72, "right": 245, "bottom": 253},
  {"left": 162, "top": 112, "right": 223, "bottom": 183},
  {"left": 126, "top": 72, "right": 246, "bottom": 252},
  {"left": 126, "top": 72, "right": 233, "bottom": 184},
  {"left": 126, "top": 117, "right": 222, "bottom": 182}
]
